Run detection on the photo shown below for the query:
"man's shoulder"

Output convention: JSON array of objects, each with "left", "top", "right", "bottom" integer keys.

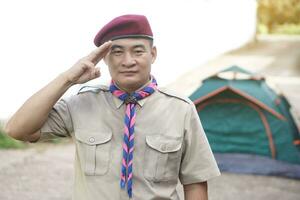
[
  {"left": 62, "top": 84, "right": 110, "bottom": 106},
  {"left": 77, "top": 84, "right": 110, "bottom": 95},
  {"left": 157, "top": 87, "right": 192, "bottom": 105}
]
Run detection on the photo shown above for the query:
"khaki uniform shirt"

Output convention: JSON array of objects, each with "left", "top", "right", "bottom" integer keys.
[{"left": 39, "top": 85, "right": 220, "bottom": 200}]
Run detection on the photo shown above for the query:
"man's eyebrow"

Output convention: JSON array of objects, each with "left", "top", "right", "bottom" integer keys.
[
  {"left": 110, "top": 44, "right": 147, "bottom": 51},
  {"left": 132, "top": 44, "right": 146, "bottom": 50},
  {"left": 110, "top": 45, "right": 124, "bottom": 50}
]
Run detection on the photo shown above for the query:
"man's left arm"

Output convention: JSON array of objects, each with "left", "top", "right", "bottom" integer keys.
[
  {"left": 183, "top": 182, "right": 208, "bottom": 200},
  {"left": 179, "top": 102, "right": 220, "bottom": 199}
]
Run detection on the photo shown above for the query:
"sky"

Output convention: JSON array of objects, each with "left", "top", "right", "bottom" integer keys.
[{"left": 0, "top": 0, "right": 256, "bottom": 119}]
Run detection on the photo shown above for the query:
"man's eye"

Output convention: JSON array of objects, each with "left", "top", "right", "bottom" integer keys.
[
  {"left": 112, "top": 50, "right": 123, "bottom": 55},
  {"left": 135, "top": 50, "right": 144, "bottom": 55}
]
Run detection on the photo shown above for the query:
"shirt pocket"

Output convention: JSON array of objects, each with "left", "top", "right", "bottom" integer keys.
[
  {"left": 75, "top": 130, "right": 113, "bottom": 176},
  {"left": 144, "top": 134, "right": 182, "bottom": 182}
]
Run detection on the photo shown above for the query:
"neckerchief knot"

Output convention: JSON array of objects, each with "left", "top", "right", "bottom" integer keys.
[{"left": 124, "top": 95, "right": 138, "bottom": 104}]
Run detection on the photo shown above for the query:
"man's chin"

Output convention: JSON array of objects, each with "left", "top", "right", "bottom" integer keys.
[
  {"left": 121, "top": 76, "right": 138, "bottom": 83},
  {"left": 118, "top": 79, "right": 145, "bottom": 92}
]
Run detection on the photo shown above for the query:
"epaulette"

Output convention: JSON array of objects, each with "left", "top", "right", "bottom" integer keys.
[
  {"left": 77, "top": 85, "right": 109, "bottom": 95},
  {"left": 157, "top": 87, "right": 191, "bottom": 104}
]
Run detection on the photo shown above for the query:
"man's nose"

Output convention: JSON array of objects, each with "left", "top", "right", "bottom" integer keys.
[{"left": 121, "top": 52, "right": 136, "bottom": 67}]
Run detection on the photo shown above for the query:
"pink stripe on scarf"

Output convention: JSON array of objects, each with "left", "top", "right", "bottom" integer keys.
[
  {"left": 128, "top": 160, "right": 133, "bottom": 167},
  {"left": 129, "top": 147, "right": 134, "bottom": 153},
  {"left": 128, "top": 173, "right": 133, "bottom": 180},
  {"left": 124, "top": 126, "right": 129, "bottom": 137},
  {"left": 122, "top": 158, "right": 127, "bottom": 167},
  {"left": 126, "top": 105, "right": 131, "bottom": 117},
  {"left": 148, "top": 82, "right": 157, "bottom": 88},
  {"left": 121, "top": 174, "right": 126, "bottom": 181},
  {"left": 139, "top": 91, "right": 149, "bottom": 98},
  {"left": 129, "top": 134, "right": 134, "bottom": 141},
  {"left": 130, "top": 114, "right": 136, "bottom": 128},
  {"left": 122, "top": 143, "right": 128, "bottom": 153},
  {"left": 113, "top": 90, "right": 125, "bottom": 97}
]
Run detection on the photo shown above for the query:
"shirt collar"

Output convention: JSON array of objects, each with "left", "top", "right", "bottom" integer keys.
[
  {"left": 111, "top": 78, "right": 154, "bottom": 109},
  {"left": 111, "top": 93, "right": 149, "bottom": 109}
]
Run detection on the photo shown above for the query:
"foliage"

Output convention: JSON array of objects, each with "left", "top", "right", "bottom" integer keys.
[{"left": 257, "top": 0, "right": 300, "bottom": 34}]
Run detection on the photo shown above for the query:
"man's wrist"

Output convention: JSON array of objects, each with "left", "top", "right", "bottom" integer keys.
[{"left": 59, "top": 72, "right": 75, "bottom": 89}]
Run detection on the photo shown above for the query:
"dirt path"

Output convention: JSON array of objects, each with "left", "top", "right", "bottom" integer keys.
[
  {"left": 0, "top": 142, "right": 74, "bottom": 200},
  {"left": 0, "top": 142, "right": 299, "bottom": 200}
]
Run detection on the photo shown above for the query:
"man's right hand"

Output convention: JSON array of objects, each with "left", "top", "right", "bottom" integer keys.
[
  {"left": 63, "top": 41, "right": 112, "bottom": 85},
  {"left": 5, "top": 41, "right": 112, "bottom": 142}
]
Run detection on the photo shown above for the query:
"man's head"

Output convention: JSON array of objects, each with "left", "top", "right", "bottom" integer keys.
[{"left": 94, "top": 14, "right": 156, "bottom": 93}]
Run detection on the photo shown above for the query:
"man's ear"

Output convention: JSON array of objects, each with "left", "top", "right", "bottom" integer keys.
[{"left": 151, "top": 46, "right": 157, "bottom": 64}]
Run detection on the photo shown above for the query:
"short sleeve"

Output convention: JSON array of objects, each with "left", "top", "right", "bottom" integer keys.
[
  {"left": 179, "top": 103, "right": 220, "bottom": 185},
  {"left": 38, "top": 98, "right": 73, "bottom": 142}
]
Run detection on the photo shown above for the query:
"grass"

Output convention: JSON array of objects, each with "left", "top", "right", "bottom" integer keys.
[
  {"left": 0, "top": 131, "right": 26, "bottom": 149},
  {"left": 272, "top": 24, "right": 300, "bottom": 35},
  {"left": 0, "top": 122, "right": 26, "bottom": 149},
  {"left": 0, "top": 121, "right": 68, "bottom": 149},
  {"left": 258, "top": 23, "right": 300, "bottom": 35}
]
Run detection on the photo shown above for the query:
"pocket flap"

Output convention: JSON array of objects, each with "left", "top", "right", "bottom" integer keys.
[
  {"left": 75, "top": 130, "right": 112, "bottom": 145},
  {"left": 145, "top": 135, "right": 182, "bottom": 153}
]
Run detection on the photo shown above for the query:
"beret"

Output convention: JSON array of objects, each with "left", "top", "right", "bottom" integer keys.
[{"left": 94, "top": 14, "right": 153, "bottom": 47}]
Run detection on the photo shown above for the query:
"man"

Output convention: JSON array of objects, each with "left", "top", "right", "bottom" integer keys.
[{"left": 5, "top": 14, "right": 220, "bottom": 200}]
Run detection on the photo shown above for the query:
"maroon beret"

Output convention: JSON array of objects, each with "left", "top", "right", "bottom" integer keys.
[{"left": 94, "top": 14, "right": 153, "bottom": 47}]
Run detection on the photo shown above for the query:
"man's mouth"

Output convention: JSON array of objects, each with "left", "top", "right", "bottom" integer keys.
[{"left": 120, "top": 71, "right": 138, "bottom": 75}]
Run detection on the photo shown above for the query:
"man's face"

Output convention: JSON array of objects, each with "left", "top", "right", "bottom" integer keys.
[{"left": 104, "top": 38, "right": 157, "bottom": 92}]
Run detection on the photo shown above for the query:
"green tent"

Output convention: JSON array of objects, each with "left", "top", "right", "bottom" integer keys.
[{"left": 189, "top": 66, "right": 300, "bottom": 164}]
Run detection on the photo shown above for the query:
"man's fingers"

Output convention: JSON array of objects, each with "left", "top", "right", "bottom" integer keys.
[
  {"left": 94, "top": 67, "right": 101, "bottom": 78},
  {"left": 88, "top": 67, "right": 101, "bottom": 80},
  {"left": 81, "top": 60, "right": 95, "bottom": 68},
  {"left": 86, "top": 41, "right": 112, "bottom": 64}
]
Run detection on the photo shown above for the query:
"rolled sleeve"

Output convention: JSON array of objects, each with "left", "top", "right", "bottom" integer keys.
[
  {"left": 38, "top": 98, "right": 73, "bottom": 142},
  {"left": 179, "top": 103, "right": 220, "bottom": 185}
]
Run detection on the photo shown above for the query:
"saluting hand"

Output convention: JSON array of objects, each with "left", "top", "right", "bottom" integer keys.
[{"left": 63, "top": 41, "right": 112, "bottom": 85}]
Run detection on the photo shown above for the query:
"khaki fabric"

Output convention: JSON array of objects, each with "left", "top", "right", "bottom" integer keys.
[{"left": 40, "top": 85, "right": 220, "bottom": 200}]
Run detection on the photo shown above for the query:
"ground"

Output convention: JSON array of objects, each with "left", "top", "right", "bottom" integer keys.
[{"left": 0, "top": 142, "right": 299, "bottom": 200}]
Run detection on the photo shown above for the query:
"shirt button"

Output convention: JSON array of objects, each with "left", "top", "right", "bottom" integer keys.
[
  {"left": 89, "top": 137, "right": 95, "bottom": 143},
  {"left": 161, "top": 144, "right": 167, "bottom": 152}
]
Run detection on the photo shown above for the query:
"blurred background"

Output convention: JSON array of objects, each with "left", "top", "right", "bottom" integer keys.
[{"left": 1, "top": 0, "right": 300, "bottom": 199}]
